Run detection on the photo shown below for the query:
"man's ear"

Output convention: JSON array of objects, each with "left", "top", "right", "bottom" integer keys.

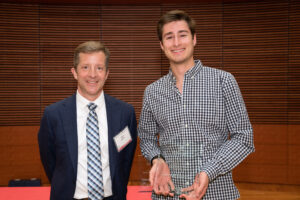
[
  {"left": 71, "top": 67, "right": 78, "bottom": 80},
  {"left": 193, "top": 34, "right": 197, "bottom": 46},
  {"left": 160, "top": 41, "right": 165, "bottom": 51},
  {"left": 105, "top": 69, "right": 109, "bottom": 81}
]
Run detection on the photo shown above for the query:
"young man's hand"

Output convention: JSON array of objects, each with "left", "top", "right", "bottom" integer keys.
[
  {"left": 180, "top": 172, "right": 209, "bottom": 200},
  {"left": 149, "top": 158, "right": 175, "bottom": 197}
]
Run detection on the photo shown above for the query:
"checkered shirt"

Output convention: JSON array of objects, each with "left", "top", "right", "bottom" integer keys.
[{"left": 138, "top": 60, "right": 255, "bottom": 200}]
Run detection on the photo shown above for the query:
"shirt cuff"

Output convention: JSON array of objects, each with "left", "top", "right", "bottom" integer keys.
[
  {"left": 146, "top": 149, "right": 161, "bottom": 163},
  {"left": 150, "top": 154, "right": 165, "bottom": 166},
  {"left": 201, "top": 159, "right": 222, "bottom": 181}
]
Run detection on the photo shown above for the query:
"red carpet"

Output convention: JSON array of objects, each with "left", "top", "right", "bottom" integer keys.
[{"left": 0, "top": 186, "right": 152, "bottom": 200}]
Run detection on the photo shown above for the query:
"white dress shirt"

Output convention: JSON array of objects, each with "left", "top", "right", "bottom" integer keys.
[{"left": 74, "top": 90, "right": 112, "bottom": 199}]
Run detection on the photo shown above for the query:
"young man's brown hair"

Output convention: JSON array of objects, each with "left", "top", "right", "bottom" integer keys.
[{"left": 157, "top": 10, "right": 196, "bottom": 42}]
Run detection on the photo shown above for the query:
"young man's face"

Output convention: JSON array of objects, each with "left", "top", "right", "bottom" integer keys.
[
  {"left": 160, "top": 20, "right": 196, "bottom": 66},
  {"left": 71, "top": 51, "right": 109, "bottom": 101}
]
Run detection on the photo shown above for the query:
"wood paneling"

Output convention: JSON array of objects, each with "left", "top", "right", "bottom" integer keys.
[
  {"left": 233, "top": 124, "right": 300, "bottom": 184},
  {"left": 253, "top": 124, "right": 288, "bottom": 145},
  {"left": 289, "top": 0, "right": 300, "bottom": 124},
  {"left": 223, "top": 0, "right": 289, "bottom": 124},
  {"left": 289, "top": 145, "right": 300, "bottom": 165},
  {"left": 243, "top": 144, "right": 287, "bottom": 165},
  {"left": 0, "top": 126, "right": 47, "bottom": 186},
  {"left": 0, "top": 4, "right": 40, "bottom": 126},
  {"left": 288, "top": 165, "right": 300, "bottom": 185},
  {"left": 288, "top": 125, "right": 300, "bottom": 145},
  {"left": 0, "top": 126, "right": 39, "bottom": 145},
  {"left": 237, "top": 182, "right": 300, "bottom": 200},
  {"left": 234, "top": 163, "right": 288, "bottom": 184},
  {"left": 0, "top": 0, "right": 300, "bottom": 186}
]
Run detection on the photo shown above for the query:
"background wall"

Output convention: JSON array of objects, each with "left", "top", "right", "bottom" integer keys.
[{"left": 0, "top": 0, "right": 299, "bottom": 186}]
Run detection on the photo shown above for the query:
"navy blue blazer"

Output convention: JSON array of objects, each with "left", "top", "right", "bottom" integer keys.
[{"left": 38, "top": 93, "right": 137, "bottom": 200}]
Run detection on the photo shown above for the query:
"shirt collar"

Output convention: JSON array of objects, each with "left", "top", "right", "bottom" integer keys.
[
  {"left": 168, "top": 60, "right": 203, "bottom": 83},
  {"left": 185, "top": 60, "right": 203, "bottom": 78},
  {"left": 76, "top": 90, "right": 105, "bottom": 112}
]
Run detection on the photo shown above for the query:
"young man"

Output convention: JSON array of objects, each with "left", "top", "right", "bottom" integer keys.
[
  {"left": 38, "top": 41, "right": 137, "bottom": 200},
  {"left": 138, "top": 10, "right": 254, "bottom": 200}
]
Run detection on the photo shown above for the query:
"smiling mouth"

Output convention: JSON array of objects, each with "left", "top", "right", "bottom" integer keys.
[
  {"left": 172, "top": 49, "right": 184, "bottom": 53},
  {"left": 87, "top": 80, "right": 98, "bottom": 84}
]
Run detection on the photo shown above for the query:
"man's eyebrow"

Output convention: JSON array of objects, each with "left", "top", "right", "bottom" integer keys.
[
  {"left": 163, "top": 32, "right": 173, "bottom": 38},
  {"left": 163, "top": 30, "right": 190, "bottom": 38},
  {"left": 178, "top": 30, "right": 189, "bottom": 34}
]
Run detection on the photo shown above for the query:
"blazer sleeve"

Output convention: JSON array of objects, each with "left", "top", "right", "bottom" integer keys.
[{"left": 38, "top": 107, "right": 56, "bottom": 182}]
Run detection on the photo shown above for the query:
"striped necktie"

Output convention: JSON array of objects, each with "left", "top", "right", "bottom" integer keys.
[{"left": 86, "top": 103, "right": 104, "bottom": 200}]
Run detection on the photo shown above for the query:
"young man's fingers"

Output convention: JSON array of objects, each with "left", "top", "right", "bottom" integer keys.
[
  {"left": 168, "top": 179, "right": 175, "bottom": 191},
  {"left": 180, "top": 192, "right": 200, "bottom": 200},
  {"left": 149, "top": 169, "right": 155, "bottom": 186},
  {"left": 153, "top": 183, "right": 159, "bottom": 194},
  {"left": 181, "top": 185, "right": 194, "bottom": 193},
  {"left": 161, "top": 183, "right": 170, "bottom": 196}
]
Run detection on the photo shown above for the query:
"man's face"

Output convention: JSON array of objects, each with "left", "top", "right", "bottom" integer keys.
[
  {"left": 160, "top": 20, "right": 196, "bottom": 66},
  {"left": 71, "top": 51, "right": 109, "bottom": 101}
]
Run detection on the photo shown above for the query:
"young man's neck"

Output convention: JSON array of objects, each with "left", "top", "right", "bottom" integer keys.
[
  {"left": 170, "top": 58, "right": 195, "bottom": 79},
  {"left": 170, "top": 58, "right": 194, "bottom": 93}
]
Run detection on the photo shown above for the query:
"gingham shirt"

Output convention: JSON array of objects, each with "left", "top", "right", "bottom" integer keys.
[{"left": 138, "top": 60, "right": 254, "bottom": 200}]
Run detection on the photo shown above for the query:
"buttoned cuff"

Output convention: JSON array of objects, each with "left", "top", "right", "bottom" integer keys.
[{"left": 200, "top": 159, "right": 222, "bottom": 182}]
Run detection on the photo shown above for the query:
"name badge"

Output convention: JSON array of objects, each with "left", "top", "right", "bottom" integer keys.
[{"left": 113, "top": 126, "right": 132, "bottom": 152}]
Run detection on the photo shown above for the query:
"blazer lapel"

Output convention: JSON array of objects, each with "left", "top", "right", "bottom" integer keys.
[{"left": 62, "top": 94, "right": 78, "bottom": 175}]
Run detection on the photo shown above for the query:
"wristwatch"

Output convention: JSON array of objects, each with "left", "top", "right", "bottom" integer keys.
[{"left": 151, "top": 154, "right": 165, "bottom": 166}]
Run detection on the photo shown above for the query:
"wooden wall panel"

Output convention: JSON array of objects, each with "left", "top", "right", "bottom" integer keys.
[
  {"left": 288, "top": 165, "right": 300, "bottom": 185},
  {"left": 288, "top": 144, "right": 300, "bottom": 184},
  {"left": 0, "top": 0, "right": 300, "bottom": 187},
  {"left": 0, "top": 4, "right": 40, "bottom": 126},
  {"left": 252, "top": 124, "right": 288, "bottom": 145},
  {"left": 234, "top": 163, "right": 288, "bottom": 184},
  {"left": 288, "top": 125, "right": 300, "bottom": 145},
  {"left": 0, "top": 126, "right": 47, "bottom": 186},
  {"left": 223, "top": 0, "right": 289, "bottom": 124},
  {"left": 289, "top": 0, "right": 300, "bottom": 124},
  {"left": 289, "top": 145, "right": 300, "bottom": 165},
  {"left": 244, "top": 144, "right": 287, "bottom": 165},
  {"left": 233, "top": 124, "right": 300, "bottom": 184}
]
